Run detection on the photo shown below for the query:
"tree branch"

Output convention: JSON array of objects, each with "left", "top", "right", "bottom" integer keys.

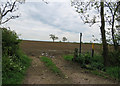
[
  {"left": 114, "top": 1, "right": 120, "bottom": 15},
  {"left": 2, "top": 0, "right": 17, "bottom": 17},
  {"left": 105, "top": 2, "right": 114, "bottom": 16},
  {"left": 1, "top": 15, "right": 19, "bottom": 24}
]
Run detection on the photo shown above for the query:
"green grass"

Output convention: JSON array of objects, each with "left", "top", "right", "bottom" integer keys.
[
  {"left": 40, "top": 56, "right": 64, "bottom": 77},
  {"left": 63, "top": 55, "right": 73, "bottom": 61},
  {"left": 2, "top": 51, "right": 32, "bottom": 84},
  {"left": 106, "top": 66, "right": 120, "bottom": 80},
  {"left": 91, "top": 70, "right": 109, "bottom": 79}
]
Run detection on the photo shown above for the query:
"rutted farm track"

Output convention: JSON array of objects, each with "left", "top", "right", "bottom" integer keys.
[{"left": 21, "top": 40, "right": 117, "bottom": 84}]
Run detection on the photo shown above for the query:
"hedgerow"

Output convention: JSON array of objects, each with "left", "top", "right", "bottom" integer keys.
[{"left": 2, "top": 28, "right": 31, "bottom": 84}]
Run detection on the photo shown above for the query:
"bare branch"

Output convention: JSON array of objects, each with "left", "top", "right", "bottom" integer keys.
[
  {"left": 105, "top": 2, "right": 114, "bottom": 16},
  {"left": 42, "top": 0, "right": 49, "bottom": 4},
  {"left": 2, "top": 0, "right": 17, "bottom": 17},
  {"left": 2, "top": 3, "right": 8, "bottom": 15},
  {"left": 114, "top": 1, "right": 120, "bottom": 15},
  {"left": 1, "top": 15, "right": 19, "bottom": 24}
]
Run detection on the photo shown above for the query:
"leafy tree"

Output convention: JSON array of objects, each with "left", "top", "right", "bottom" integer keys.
[
  {"left": 0, "top": 0, "right": 25, "bottom": 25},
  {"left": 71, "top": 0, "right": 111, "bottom": 66},
  {"left": 71, "top": 0, "right": 120, "bottom": 51},
  {"left": 71, "top": 0, "right": 120, "bottom": 66},
  {"left": 49, "top": 34, "right": 58, "bottom": 42},
  {"left": 62, "top": 37, "right": 67, "bottom": 42}
]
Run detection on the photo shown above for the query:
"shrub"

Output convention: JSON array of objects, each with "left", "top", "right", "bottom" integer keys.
[
  {"left": 73, "top": 48, "right": 104, "bottom": 70},
  {"left": 73, "top": 48, "right": 79, "bottom": 61},
  {"left": 75, "top": 53, "right": 92, "bottom": 67},
  {"left": 2, "top": 28, "right": 21, "bottom": 56}
]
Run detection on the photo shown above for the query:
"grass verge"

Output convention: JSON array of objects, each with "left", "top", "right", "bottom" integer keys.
[
  {"left": 40, "top": 56, "right": 64, "bottom": 77},
  {"left": 2, "top": 51, "right": 32, "bottom": 84}
]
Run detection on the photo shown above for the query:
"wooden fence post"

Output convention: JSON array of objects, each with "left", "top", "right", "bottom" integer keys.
[
  {"left": 92, "top": 43, "right": 94, "bottom": 57},
  {"left": 79, "top": 33, "right": 82, "bottom": 55}
]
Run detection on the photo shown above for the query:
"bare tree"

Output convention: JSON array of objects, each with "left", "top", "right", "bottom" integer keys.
[
  {"left": 105, "top": 1, "right": 120, "bottom": 50},
  {"left": 62, "top": 37, "right": 67, "bottom": 42},
  {"left": 49, "top": 34, "right": 58, "bottom": 42},
  {"left": 0, "top": 0, "right": 25, "bottom": 25}
]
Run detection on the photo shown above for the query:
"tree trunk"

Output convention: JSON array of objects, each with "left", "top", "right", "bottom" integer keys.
[
  {"left": 0, "top": 8, "right": 1, "bottom": 25},
  {"left": 100, "top": 1, "right": 109, "bottom": 67},
  {"left": 111, "top": 15, "right": 118, "bottom": 50}
]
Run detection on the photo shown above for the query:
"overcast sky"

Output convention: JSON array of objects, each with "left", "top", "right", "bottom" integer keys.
[{"left": 3, "top": 0, "right": 101, "bottom": 43}]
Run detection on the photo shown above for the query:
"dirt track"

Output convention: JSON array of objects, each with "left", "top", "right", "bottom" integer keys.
[
  {"left": 23, "top": 56, "right": 116, "bottom": 84},
  {"left": 21, "top": 40, "right": 117, "bottom": 84},
  {"left": 23, "top": 56, "right": 71, "bottom": 84}
]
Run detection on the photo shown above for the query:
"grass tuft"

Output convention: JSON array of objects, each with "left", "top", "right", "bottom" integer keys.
[
  {"left": 40, "top": 56, "right": 64, "bottom": 77},
  {"left": 63, "top": 55, "right": 73, "bottom": 61}
]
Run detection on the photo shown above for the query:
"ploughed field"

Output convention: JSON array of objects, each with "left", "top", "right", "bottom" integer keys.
[{"left": 20, "top": 40, "right": 105, "bottom": 57}]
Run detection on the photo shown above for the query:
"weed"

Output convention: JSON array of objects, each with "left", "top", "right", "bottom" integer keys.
[{"left": 63, "top": 55, "right": 73, "bottom": 61}]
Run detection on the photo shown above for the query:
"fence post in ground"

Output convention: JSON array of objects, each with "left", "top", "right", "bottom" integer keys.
[
  {"left": 79, "top": 33, "right": 82, "bottom": 56},
  {"left": 92, "top": 43, "right": 94, "bottom": 57}
]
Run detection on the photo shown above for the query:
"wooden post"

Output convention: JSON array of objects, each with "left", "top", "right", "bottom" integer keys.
[
  {"left": 79, "top": 33, "right": 82, "bottom": 55},
  {"left": 92, "top": 43, "right": 94, "bottom": 57}
]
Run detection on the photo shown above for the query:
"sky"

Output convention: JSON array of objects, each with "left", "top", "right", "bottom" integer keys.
[{"left": 3, "top": 0, "right": 101, "bottom": 43}]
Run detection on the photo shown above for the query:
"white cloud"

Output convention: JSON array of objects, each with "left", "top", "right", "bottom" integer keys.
[{"left": 4, "top": 1, "right": 101, "bottom": 43}]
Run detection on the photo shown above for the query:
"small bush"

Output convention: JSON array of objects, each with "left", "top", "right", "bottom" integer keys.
[
  {"left": 74, "top": 52, "right": 104, "bottom": 70},
  {"left": 2, "top": 28, "right": 21, "bottom": 56}
]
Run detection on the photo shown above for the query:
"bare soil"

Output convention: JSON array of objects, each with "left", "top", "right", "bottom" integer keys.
[
  {"left": 21, "top": 40, "right": 117, "bottom": 84},
  {"left": 20, "top": 40, "right": 104, "bottom": 56}
]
